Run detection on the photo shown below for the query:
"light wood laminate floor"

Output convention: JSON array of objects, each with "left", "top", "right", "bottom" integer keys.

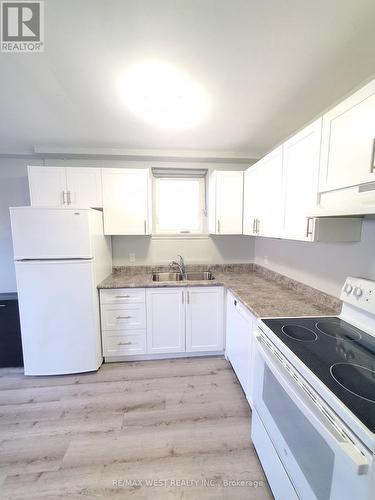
[{"left": 0, "top": 357, "right": 273, "bottom": 499}]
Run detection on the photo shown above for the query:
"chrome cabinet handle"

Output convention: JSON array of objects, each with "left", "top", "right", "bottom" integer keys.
[
  {"left": 0, "top": 304, "right": 6, "bottom": 308},
  {"left": 182, "top": 291, "right": 184, "bottom": 304},
  {"left": 118, "top": 341, "right": 132, "bottom": 346},
  {"left": 187, "top": 291, "right": 190, "bottom": 304},
  {"left": 116, "top": 295, "right": 131, "bottom": 298},
  {"left": 252, "top": 219, "right": 256, "bottom": 233},
  {"left": 256, "top": 219, "right": 260, "bottom": 234},
  {"left": 116, "top": 315, "right": 131, "bottom": 319},
  {"left": 144, "top": 220, "right": 147, "bottom": 234},
  {"left": 62, "top": 191, "right": 67, "bottom": 205},
  {"left": 371, "top": 139, "right": 375, "bottom": 173},
  {"left": 306, "top": 217, "right": 313, "bottom": 238},
  {"left": 217, "top": 220, "right": 220, "bottom": 233},
  {"left": 67, "top": 191, "right": 72, "bottom": 205}
]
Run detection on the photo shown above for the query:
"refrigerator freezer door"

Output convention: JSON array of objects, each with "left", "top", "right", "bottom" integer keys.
[
  {"left": 10, "top": 207, "right": 93, "bottom": 259},
  {"left": 15, "top": 260, "right": 102, "bottom": 375}
]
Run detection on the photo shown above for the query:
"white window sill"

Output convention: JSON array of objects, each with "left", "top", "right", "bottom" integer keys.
[{"left": 151, "top": 234, "right": 210, "bottom": 240}]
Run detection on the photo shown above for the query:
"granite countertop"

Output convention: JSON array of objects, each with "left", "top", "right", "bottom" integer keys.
[{"left": 98, "top": 265, "right": 341, "bottom": 318}]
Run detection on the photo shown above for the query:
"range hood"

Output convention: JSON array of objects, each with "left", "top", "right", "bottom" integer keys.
[{"left": 310, "top": 182, "right": 375, "bottom": 218}]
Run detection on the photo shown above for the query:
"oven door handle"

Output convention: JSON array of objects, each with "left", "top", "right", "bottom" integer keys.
[{"left": 255, "top": 333, "right": 370, "bottom": 476}]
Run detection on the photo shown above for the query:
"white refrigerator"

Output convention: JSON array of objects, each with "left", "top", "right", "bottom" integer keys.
[{"left": 10, "top": 207, "right": 112, "bottom": 376}]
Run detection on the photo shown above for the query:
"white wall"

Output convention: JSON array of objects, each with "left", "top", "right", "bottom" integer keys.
[
  {"left": 0, "top": 160, "right": 32, "bottom": 292},
  {"left": 0, "top": 159, "right": 253, "bottom": 292},
  {"left": 254, "top": 218, "right": 375, "bottom": 298},
  {"left": 113, "top": 235, "right": 254, "bottom": 266}
]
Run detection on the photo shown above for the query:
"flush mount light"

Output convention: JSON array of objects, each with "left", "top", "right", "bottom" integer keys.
[{"left": 118, "top": 61, "right": 208, "bottom": 130}]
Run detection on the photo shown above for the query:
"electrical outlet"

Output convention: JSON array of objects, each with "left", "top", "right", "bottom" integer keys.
[{"left": 129, "top": 253, "right": 136, "bottom": 264}]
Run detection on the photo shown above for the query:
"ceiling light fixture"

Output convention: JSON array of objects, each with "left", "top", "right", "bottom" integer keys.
[{"left": 118, "top": 61, "right": 208, "bottom": 130}]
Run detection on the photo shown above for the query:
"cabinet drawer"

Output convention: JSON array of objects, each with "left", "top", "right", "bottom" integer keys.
[
  {"left": 103, "top": 333, "right": 146, "bottom": 356},
  {"left": 101, "top": 303, "right": 146, "bottom": 330},
  {"left": 100, "top": 288, "right": 145, "bottom": 305}
]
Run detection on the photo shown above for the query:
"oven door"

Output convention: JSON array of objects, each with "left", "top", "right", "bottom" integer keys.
[{"left": 253, "top": 328, "right": 371, "bottom": 500}]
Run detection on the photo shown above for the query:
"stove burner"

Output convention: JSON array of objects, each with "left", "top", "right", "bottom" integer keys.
[
  {"left": 330, "top": 363, "right": 375, "bottom": 403},
  {"left": 316, "top": 321, "right": 362, "bottom": 342},
  {"left": 281, "top": 325, "right": 318, "bottom": 342}
]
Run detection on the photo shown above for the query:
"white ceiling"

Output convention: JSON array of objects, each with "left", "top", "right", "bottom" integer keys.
[{"left": 1, "top": 0, "right": 375, "bottom": 158}]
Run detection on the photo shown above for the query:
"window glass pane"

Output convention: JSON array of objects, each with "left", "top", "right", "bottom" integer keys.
[{"left": 155, "top": 178, "right": 203, "bottom": 233}]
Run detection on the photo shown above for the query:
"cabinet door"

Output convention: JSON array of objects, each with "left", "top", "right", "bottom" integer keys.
[
  {"left": 0, "top": 299, "right": 23, "bottom": 367},
  {"left": 225, "top": 292, "right": 254, "bottom": 403},
  {"left": 186, "top": 287, "right": 224, "bottom": 352},
  {"left": 283, "top": 119, "right": 322, "bottom": 241},
  {"left": 66, "top": 168, "right": 102, "bottom": 208},
  {"left": 257, "top": 146, "right": 284, "bottom": 238},
  {"left": 319, "top": 79, "right": 375, "bottom": 192},
  {"left": 146, "top": 288, "right": 185, "bottom": 354},
  {"left": 102, "top": 168, "right": 150, "bottom": 235},
  {"left": 213, "top": 171, "right": 243, "bottom": 234},
  {"left": 243, "top": 166, "right": 260, "bottom": 235},
  {"left": 28, "top": 166, "right": 67, "bottom": 207}
]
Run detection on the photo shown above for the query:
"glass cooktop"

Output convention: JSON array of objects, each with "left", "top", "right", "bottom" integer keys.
[{"left": 261, "top": 316, "right": 375, "bottom": 434}]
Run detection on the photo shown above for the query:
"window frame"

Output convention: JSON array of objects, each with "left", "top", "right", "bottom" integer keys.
[{"left": 152, "top": 176, "right": 207, "bottom": 236}]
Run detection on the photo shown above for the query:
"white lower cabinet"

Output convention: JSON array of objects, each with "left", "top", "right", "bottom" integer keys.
[
  {"left": 104, "top": 333, "right": 147, "bottom": 356},
  {"left": 101, "top": 286, "right": 225, "bottom": 358},
  {"left": 100, "top": 288, "right": 147, "bottom": 358},
  {"left": 186, "top": 287, "right": 224, "bottom": 352},
  {"left": 146, "top": 286, "right": 224, "bottom": 355},
  {"left": 225, "top": 290, "right": 255, "bottom": 405},
  {"left": 146, "top": 288, "right": 185, "bottom": 354}
]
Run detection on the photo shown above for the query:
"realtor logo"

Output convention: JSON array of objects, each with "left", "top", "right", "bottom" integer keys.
[{"left": 1, "top": 1, "right": 44, "bottom": 52}]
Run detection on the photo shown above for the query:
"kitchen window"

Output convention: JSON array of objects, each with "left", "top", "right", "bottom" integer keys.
[{"left": 152, "top": 169, "right": 207, "bottom": 236}]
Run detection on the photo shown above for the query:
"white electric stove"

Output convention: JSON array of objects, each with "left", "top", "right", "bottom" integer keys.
[{"left": 251, "top": 277, "right": 375, "bottom": 500}]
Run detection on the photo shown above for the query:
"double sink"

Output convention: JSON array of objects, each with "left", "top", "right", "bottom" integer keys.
[{"left": 152, "top": 271, "right": 215, "bottom": 282}]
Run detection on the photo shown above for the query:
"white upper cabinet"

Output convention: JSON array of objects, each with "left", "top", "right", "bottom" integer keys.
[
  {"left": 243, "top": 165, "right": 261, "bottom": 236},
  {"left": 319, "top": 79, "right": 375, "bottom": 193},
  {"left": 209, "top": 170, "right": 243, "bottom": 234},
  {"left": 255, "top": 146, "right": 284, "bottom": 238},
  {"left": 65, "top": 168, "right": 102, "bottom": 208},
  {"left": 282, "top": 119, "right": 322, "bottom": 241},
  {"left": 243, "top": 121, "right": 362, "bottom": 242},
  {"left": 185, "top": 287, "right": 224, "bottom": 352},
  {"left": 102, "top": 168, "right": 151, "bottom": 235},
  {"left": 28, "top": 166, "right": 67, "bottom": 206},
  {"left": 243, "top": 148, "right": 284, "bottom": 239},
  {"left": 28, "top": 166, "right": 103, "bottom": 208}
]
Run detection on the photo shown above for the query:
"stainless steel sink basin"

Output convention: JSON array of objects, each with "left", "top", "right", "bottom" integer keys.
[
  {"left": 183, "top": 271, "right": 215, "bottom": 281},
  {"left": 152, "top": 272, "right": 183, "bottom": 282},
  {"left": 151, "top": 271, "right": 215, "bottom": 282}
]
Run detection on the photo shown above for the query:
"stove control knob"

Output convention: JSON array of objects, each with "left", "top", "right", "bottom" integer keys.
[
  {"left": 344, "top": 283, "right": 353, "bottom": 294},
  {"left": 353, "top": 287, "right": 363, "bottom": 298}
]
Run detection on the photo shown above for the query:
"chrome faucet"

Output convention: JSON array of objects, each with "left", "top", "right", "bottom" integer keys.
[{"left": 169, "top": 255, "right": 186, "bottom": 275}]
